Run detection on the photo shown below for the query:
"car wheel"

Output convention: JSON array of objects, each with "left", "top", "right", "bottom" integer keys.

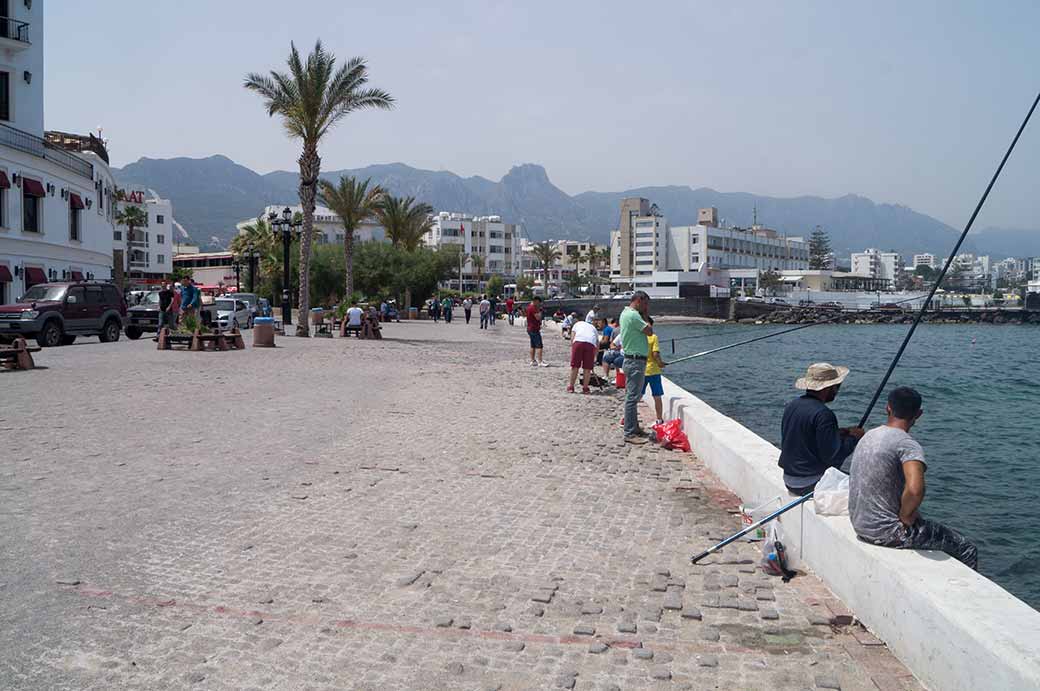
[
  {"left": 37, "top": 320, "right": 62, "bottom": 348},
  {"left": 99, "top": 319, "right": 121, "bottom": 343},
  {"left": 125, "top": 326, "right": 143, "bottom": 340},
  {"left": 60, "top": 335, "right": 77, "bottom": 345}
]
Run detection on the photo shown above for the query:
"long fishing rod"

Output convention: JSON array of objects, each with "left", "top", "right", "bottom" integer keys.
[{"left": 691, "top": 89, "right": 1040, "bottom": 565}]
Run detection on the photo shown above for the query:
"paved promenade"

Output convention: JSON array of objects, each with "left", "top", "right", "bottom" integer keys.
[{"left": 0, "top": 317, "right": 921, "bottom": 690}]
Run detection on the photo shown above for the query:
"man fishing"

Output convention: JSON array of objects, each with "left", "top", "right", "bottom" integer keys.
[
  {"left": 620, "top": 291, "right": 654, "bottom": 445},
  {"left": 779, "top": 362, "right": 864, "bottom": 494},
  {"left": 849, "top": 387, "right": 978, "bottom": 569}
]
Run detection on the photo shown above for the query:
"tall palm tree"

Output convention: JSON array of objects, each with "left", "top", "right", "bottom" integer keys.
[
  {"left": 245, "top": 41, "right": 393, "bottom": 335},
  {"left": 318, "top": 176, "right": 383, "bottom": 299},
  {"left": 230, "top": 218, "right": 277, "bottom": 292},
  {"left": 470, "top": 254, "right": 485, "bottom": 291},
  {"left": 531, "top": 241, "right": 561, "bottom": 298},
  {"left": 377, "top": 195, "right": 433, "bottom": 251},
  {"left": 115, "top": 204, "right": 148, "bottom": 285}
]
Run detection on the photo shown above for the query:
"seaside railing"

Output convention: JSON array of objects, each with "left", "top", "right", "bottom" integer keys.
[{"left": 0, "top": 123, "right": 94, "bottom": 180}]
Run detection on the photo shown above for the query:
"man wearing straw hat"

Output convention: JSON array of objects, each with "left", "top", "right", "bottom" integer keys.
[{"left": 779, "top": 362, "right": 864, "bottom": 495}]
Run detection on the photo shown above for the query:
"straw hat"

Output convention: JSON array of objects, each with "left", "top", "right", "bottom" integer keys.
[{"left": 795, "top": 362, "right": 850, "bottom": 391}]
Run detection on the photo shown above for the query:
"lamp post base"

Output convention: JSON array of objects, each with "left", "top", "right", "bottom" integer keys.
[{"left": 282, "top": 301, "right": 292, "bottom": 326}]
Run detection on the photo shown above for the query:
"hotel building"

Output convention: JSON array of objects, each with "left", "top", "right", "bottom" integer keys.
[
  {"left": 422, "top": 212, "right": 523, "bottom": 289},
  {"left": 0, "top": 0, "right": 120, "bottom": 303},
  {"left": 114, "top": 186, "right": 175, "bottom": 289}
]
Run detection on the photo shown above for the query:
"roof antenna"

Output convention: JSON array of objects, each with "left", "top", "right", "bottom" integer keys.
[{"left": 752, "top": 204, "right": 758, "bottom": 226}]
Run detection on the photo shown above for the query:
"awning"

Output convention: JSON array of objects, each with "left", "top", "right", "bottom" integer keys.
[
  {"left": 0, "top": 265, "right": 12, "bottom": 282},
  {"left": 780, "top": 275, "right": 805, "bottom": 283},
  {"left": 0, "top": 172, "right": 10, "bottom": 189},
  {"left": 71, "top": 271, "right": 84, "bottom": 281},
  {"left": 22, "top": 179, "right": 46, "bottom": 198},
  {"left": 24, "top": 267, "right": 47, "bottom": 287},
  {"left": 70, "top": 193, "right": 85, "bottom": 210}
]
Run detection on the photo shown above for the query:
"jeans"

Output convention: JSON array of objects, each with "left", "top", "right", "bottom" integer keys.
[
  {"left": 508, "top": 312, "right": 514, "bottom": 325},
  {"left": 898, "top": 518, "right": 979, "bottom": 570},
  {"left": 158, "top": 311, "right": 174, "bottom": 330},
  {"left": 464, "top": 309, "right": 471, "bottom": 324},
  {"left": 622, "top": 357, "right": 647, "bottom": 438},
  {"left": 480, "top": 313, "right": 488, "bottom": 329},
  {"left": 603, "top": 350, "right": 624, "bottom": 370},
  {"left": 444, "top": 308, "right": 452, "bottom": 323}
]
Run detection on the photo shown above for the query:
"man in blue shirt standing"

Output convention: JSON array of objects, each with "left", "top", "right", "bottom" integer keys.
[{"left": 779, "top": 362, "right": 864, "bottom": 494}]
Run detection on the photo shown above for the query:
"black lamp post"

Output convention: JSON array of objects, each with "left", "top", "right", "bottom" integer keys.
[
  {"left": 269, "top": 206, "right": 302, "bottom": 325},
  {"left": 246, "top": 246, "right": 260, "bottom": 294},
  {"left": 233, "top": 260, "right": 241, "bottom": 293}
]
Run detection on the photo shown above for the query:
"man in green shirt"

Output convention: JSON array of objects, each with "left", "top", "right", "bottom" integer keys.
[{"left": 619, "top": 291, "right": 654, "bottom": 443}]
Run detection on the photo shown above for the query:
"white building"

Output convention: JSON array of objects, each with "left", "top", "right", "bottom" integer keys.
[
  {"left": 114, "top": 186, "right": 175, "bottom": 289},
  {"left": 850, "top": 248, "right": 904, "bottom": 285},
  {"left": 609, "top": 198, "right": 808, "bottom": 297},
  {"left": 993, "top": 257, "right": 1026, "bottom": 285},
  {"left": 423, "top": 212, "right": 523, "bottom": 289},
  {"left": 171, "top": 251, "right": 238, "bottom": 292},
  {"left": 913, "top": 253, "right": 937, "bottom": 269},
  {"left": 249, "top": 204, "right": 384, "bottom": 245},
  {"left": 0, "top": 1, "right": 120, "bottom": 303}
]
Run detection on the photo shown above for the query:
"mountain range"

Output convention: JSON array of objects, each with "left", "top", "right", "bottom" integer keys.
[{"left": 115, "top": 155, "right": 1032, "bottom": 258}]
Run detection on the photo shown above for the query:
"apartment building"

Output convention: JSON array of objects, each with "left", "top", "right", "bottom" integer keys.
[
  {"left": 422, "top": 212, "right": 522, "bottom": 288},
  {"left": 113, "top": 186, "right": 175, "bottom": 289},
  {"left": 913, "top": 253, "right": 937, "bottom": 269},
  {"left": 250, "top": 204, "right": 384, "bottom": 245},
  {"left": 851, "top": 248, "right": 904, "bottom": 284},
  {"left": 0, "top": 0, "right": 120, "bottom": 303}
]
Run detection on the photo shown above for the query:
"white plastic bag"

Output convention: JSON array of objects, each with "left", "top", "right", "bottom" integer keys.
[
  {"left": 813, "top": 467, "right": 850, "bottom": 516},
  {"left": 740, "top": 496, "right": 781, "bottom": 542}
]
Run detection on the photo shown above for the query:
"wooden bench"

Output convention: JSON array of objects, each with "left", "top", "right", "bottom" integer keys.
[
  {"left": 0, "top": 337, "right": 39, "bottom": 370},
  {"left": 340, "top": 321, "right": 363, "bottom": 338},
  {"left": 156, "top": 327, "right": 246, "bottom": 351}
]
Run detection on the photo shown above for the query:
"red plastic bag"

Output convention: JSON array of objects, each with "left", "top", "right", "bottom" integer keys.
[{"left": 651, "top": 419, "right": 691, "bottom": 452}]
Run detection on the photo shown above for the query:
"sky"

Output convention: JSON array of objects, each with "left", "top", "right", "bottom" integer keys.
[{"left": 45, "top": 0, "right": 1040, "bottom": 230}]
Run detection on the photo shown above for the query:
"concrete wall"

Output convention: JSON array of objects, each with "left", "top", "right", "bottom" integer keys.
[{"left": 650, "top": 377, "right": 1040, "bottom": 691}]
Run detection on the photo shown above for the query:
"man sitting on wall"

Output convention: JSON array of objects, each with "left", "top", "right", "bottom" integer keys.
[
  {"left": 849, "top": 387, "right": 978, "bottom": 569},
  {"left": 778, "top": 362, "right": 864, "bottom": 495}
]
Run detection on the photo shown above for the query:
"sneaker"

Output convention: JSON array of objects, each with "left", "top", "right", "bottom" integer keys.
[
  {"left": 582, "top": 387, "right": 591, "bottom": 394},
  {"left": 539, "top": 361, "right": 550, "bottom": 367},
  {"left": 635, "top": 428, "right": 650, "bottom": 437},
  {"left": 530, "top": 361, "right": 538, "bottom": 367},
  {"left": 654, "top": 419, "right": 664, "bottom": 426},
  {"left": 566, "top": 385, "right": 575, "bottom": 393},
  {"left": 624, "top": 435, "right": 648, "bottom": 445}
]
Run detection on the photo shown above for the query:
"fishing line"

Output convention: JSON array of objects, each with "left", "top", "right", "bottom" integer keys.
[{"left": 691, "top": 88, "right": 1040, "bottom": 565}]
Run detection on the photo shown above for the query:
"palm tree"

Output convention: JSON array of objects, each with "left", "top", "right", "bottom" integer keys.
[
  {"left": 377, "top": 195, "right": 433, "bottom": 251},
  {"left": 318, "top": 176, "right": 383, "bottom": 299},
  {"left": 230, "top": 218, "right": 277, "bottom": 292},
  {"left": 115, "top": 204, "right": 148, "bottom": 285},
  {"left": 245, "top": 41, "right": 393, "bottom": 335},
  {"left": 531, "top": 241, "right": 561, "bottom": 298},
  {"left": 470, "top": 254, "right": 485, "bottom": 291}
]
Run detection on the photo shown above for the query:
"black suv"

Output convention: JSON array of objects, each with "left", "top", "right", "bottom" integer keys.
[{"left": 0, "top": 282, "right": 127, "bottom": 347}]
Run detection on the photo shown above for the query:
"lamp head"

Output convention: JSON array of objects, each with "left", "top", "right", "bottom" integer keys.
[{"left": 282, "top": 207, "right": 291, "bottom": 222}]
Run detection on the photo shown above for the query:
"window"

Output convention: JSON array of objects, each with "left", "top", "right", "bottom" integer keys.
[
  {"left": 67, "top": 286, "right": 86, "bottom": 304},
  {"left": 0, "top": 71, "right": 9, "bottom": 122},
  {"left": 156, "top": 234, "right": 165, "bottom": 244},
  {"left": 157, "top": 255, "right": 165, "bottom": 264},
  {"left": 156, "top": 215, "right": 165, "bottom": 224},
  {"left": 114, "top": 230, "right": 122, "bottom": 241},
  {"left": 0, "top": 186, "right": 5, "bottom": 228},
  {"left": 691, "top": 236, "right": 699, "bottom": 244},
  {"left": 70, "top": 207, "right": 81, "bottom": 241},
  {"left": 86, "top": 287, "right": 105, "bottom": 305},
  {"left": 22, "top": 181, "right": 42, "bottom": 233}
]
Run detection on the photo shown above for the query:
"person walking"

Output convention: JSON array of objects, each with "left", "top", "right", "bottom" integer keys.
[
  {"left": 463, "top": 296, "right": 473, "bottom": 324},
  {"left": 430, "top": 297, "right": 441, "bottom": 323},
  {"left": 479, "top": 295, "right": 491, "bottom": 329},
  {"left": 525, "top": 296, "right": 547, "bottom": 366},
  {"left": 506, "top": 296, "right": 516, "bottom": 325},
  {"left": 620, "top": 291, "right": 653, "bottom": 444},
  {"left": 489, "top": 295, "right": 499, "bottom": 326},
  {"left": 442, "top": 295, "right": 453, "bottom": 324}
]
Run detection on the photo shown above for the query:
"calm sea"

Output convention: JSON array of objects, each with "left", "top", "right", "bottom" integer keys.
[{"left": 656, "top": 321, "right": 1040, "bottom": 610}]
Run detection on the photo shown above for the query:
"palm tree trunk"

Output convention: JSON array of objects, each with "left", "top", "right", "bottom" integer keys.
[
  {"left": 296, "top": 144, "right": 321, "bottom": 336},
  {"left": 344, "top": 224, "right": 355, "bottom": 300}
]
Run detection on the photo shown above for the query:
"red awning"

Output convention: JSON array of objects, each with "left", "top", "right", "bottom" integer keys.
[
  {"left": 70, "top": 193, "right": 85, "bottom": 210},
  {"left": 0, "top": 265, "right": 12, "bottom": 282},
  {"left": 71, "top": 271, "right": 84, "bottom": 281},
  {"left": 24, "top": 267, "right": 47, "bottom": 287},
  {"left": 22, "top": 179, "right": 45, "bottom": 197},
  {"left": 0, "top": 172, "right": 9, "bottom": 189}
]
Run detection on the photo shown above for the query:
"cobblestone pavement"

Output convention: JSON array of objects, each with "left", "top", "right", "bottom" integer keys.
[{"left": 0, "top": 318, "right": 923, "bottom": 690}]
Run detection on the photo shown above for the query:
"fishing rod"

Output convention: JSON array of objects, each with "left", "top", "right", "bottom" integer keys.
[{"left": 691, "top": 88, "right": 1040, "bottom": 565}]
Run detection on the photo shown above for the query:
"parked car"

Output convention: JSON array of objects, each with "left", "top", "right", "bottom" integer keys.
[
  {"left": 767, "top": 297, "right": 789, "bottom": 305},
  {"left": 798, "top": 298, "right": 816, "bottom": 306},
  {"left": 214, "top": 298, "right": 251, "bottom": 330},
  {"left": 0, "top": 282, "right": 126, "bottom": 347},
  {"left": 125, "top": 290, "right": 161, "bottom": 339},
  {"left": 220, "top": 292, "right": 259, "bottom": 326},
  {"left": 818, "top": 301, "right": 845, "bottom": 310},
  {"left": 610, "top": 291, "right": 635, "bottom": 300},
  {"left": 873, "top": 302, "right": 903, "bottom": 311}
]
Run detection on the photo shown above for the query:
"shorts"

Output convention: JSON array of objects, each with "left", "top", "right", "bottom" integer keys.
[
  {"left": 528, "top": 331, "right": 543, "bottom": 349},
  {"left": 643, "top": 374, "right": 664, "bottom": 397},
  {"left": 569, "top": 341, "right": 596, "bottom": 369}
]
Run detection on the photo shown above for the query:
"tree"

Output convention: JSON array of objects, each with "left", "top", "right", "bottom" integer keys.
[
  {"left": 759, "top": 269, "right": 783, "bottom": 295},
  {"left": 171, "top": 267, "right": 193, "bottom": 282},
  {"left": 531, "top": 241, "right": 561, "bottom": 297},
  {"left": 808, "top": 225, "right": 832, "bottom": 270},
  {"left": 377, "top": 195, "right": 433, "bottom": 251},
  {"left": 470, "top": 254, "right": 485, "bottom": 290},
  {"left": 486, "top": 274, "right": 504, "bottom": 298},
  {"left": 914, "top": 265, "right": 938, "bottom": 283},
  {"left": 894, "top": 269, "right": 915, "bottom": 291},
  {"left": 515, "top": 275, "right": 535, "bottom": 299},
  {"left": 245, "top": 41, "right": 393, "bottom": 335},
  {"left": 318, "top": 175, "right": 384, "bottom": 300},
  {"left": 230, "top": 217, "right": 277, "bottom": 293},
  {"left": 116, "top": 204, "right": 148, "bottom": 242}
]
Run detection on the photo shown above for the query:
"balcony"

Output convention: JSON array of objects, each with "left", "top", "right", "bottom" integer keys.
[
  {"left": 0, "top": 17, "right": 30, "bottom": 49},
  {"left": 0, "top": 123, "right": 94, "bottom": 179}
]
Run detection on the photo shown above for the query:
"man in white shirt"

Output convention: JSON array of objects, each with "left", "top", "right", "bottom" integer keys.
[
  {"left": 478, "top": 296, "right": 491, "bottom": 330},
  {"left": 346, "top": 303, "right": 364, "bottom": 328},
  {"left": 567, "top": 319, "right": 600, "bottom": 393},
  {"left": 462, "top": 297, "right": 473, "bottom": 324},
  {"left": 585, "top": 305, "right": 602, "bottom": 324}
]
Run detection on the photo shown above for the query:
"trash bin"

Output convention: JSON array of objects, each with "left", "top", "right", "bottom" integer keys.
[
  {"left": 253, "top": 317, "right": 275, "bottom": 348},
  {"left": 310, "top": 307, "right": 324, "bottom": 325},
  {"left": 408, "top": 307, "right": 419, "bottom": 320}
]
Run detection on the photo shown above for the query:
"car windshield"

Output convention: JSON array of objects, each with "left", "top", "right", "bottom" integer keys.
[
  {"left": 21, "top": 285, "right": 67, "bottom": 302},
  {"left": 215, "top": 299, "right": 236, "bottom": 311},
  {"left": 144, "top": 292, "right": 160, "bottom": 304}
]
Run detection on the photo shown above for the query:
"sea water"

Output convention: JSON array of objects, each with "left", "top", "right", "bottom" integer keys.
[{"left": 656, "top": 322, "right": 1040, "bottom": 610}]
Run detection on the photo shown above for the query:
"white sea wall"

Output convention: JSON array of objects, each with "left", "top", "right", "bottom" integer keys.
[{"left": 650, "top": 376, "right": 1040, "bottom": 691}]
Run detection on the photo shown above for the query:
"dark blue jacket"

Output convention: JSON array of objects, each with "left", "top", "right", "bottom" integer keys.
[{"left": 779, "top": 394, "right": 857, "bottom": 488}]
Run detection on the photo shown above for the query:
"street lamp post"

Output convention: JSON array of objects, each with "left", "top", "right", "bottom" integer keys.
[
  {"left": 234, "top": 260, "right": 241, "bottom": 293},
  {"left": 247, "top": 248, "right": 260, "bottom": 294},
  {"left": 269, "top": 207, "right": 302, "bottom": 326}
]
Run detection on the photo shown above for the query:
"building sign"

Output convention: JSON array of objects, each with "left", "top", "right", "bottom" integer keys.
[{"left": 123, "top": 190, "right": 145, "bottom": 204}]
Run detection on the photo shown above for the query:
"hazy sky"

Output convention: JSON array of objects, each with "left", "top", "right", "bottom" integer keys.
[{"left": 45, "top": 1, "right": 1039, "bottom": 229}]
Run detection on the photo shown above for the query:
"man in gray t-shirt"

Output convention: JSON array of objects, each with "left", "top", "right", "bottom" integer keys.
[{"left": 848, "top": 387, "right": 978, "bottom": 569}]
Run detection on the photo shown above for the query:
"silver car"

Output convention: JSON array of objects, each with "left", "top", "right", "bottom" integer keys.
[{"left": 214, "top": 298, "right": 251, "bottom": 330}]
